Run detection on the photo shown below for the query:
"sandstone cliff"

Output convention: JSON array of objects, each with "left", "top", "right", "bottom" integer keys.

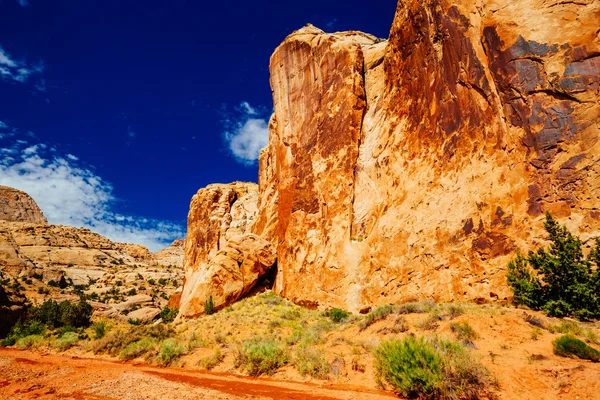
[
  {"left": 0, "top": 186, "right": 47, "bottom": 225},
  {"left": 178, "top": 182, "right": 276, "bottom": 317},
  {"left": 251, "top": 0, "right": 600, "bottom": 311}
]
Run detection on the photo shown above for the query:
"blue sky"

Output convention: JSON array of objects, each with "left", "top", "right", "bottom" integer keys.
[{"left": 0, "top": 0, "right": 396, "bottom": 251}]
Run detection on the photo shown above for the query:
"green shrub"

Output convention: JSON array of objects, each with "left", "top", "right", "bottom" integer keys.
[
  {"left": 359, "top": 305, "right": 396, "bottom": 331},
  {"left": 91, "top": 321, "right": 111, "bottom": 340},
  {"left": 159, "top": 306, "right": 179, "bottom": 323},
  {"left": 553, "top": 335, "right": 600, "bottom": 362},
  {"left": 2, "top": 319, "right": 47, "bottom": 346},
  {"left": 548, "top": 321, "right": 599, "bottom": 345},
  {"left": 328, "top": 308, "right": 349, "bottom": 323},
  {"left": 236, "top": 337, "right": 288, "bottom": 376},
  {"left": 204, "top": 295, "right": 215, "bottom": 315},
  {"left": 53, "top": 331, "right": 79, "bottom": 351},
  {"left": 15, "top": 335, "right": 45, "bottom": 349},
  {"left": 155, "top": 339, "right": 185, "bottom": 366},
  {"left": 119, "top": 337, "right": 157, "bottom": 360},
  {"left": 294, "top": 346, "right": 330, "bottom": 379},
  {"left": 450, "top": 322, "right": 478, "bottom": 343},
  {"left": 507, "top": 213, "right": 600, "bottom": 320},
  {"left": 128, "top": 319, "right": 142, "bottom": 326},
  {"left": 374, "top": 336, "right": 497, "bottom": 399}
]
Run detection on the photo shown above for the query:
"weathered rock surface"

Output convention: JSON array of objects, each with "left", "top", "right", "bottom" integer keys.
[
  {"left": 179, "top": 183, "right": 276, "bottom": 317},
  {"left": 253, "top": 0, "right": 600, "bottom": 311},
  {"left": 154, "top": 239, "right": 185, "bottom": 267},
  {"left": 0, "top": 186, "right": 47, "bottom": 225}
]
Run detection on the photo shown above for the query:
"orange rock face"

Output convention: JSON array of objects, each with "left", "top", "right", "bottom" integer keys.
[
  {"left": 254, "top": 0, "right": 600, "bottom": 311},
  {"left": 179, "top": 182, "right": 276, "bottom": 317}
]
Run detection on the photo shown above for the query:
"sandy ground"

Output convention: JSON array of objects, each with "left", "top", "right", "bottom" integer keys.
[{"left": 0, "top": 348, "right": 395, "bottom": 400}]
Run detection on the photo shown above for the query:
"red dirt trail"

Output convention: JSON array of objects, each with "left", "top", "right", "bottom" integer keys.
[{"left": 0, "top": 348, "right": 396, "bottom": 400}]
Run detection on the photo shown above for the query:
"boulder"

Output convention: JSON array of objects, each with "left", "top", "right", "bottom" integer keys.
[{"left": 178, "top": 183, "right": 276, "bottom": 317}]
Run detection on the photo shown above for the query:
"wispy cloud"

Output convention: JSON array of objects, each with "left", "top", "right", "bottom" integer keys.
[
  {"left": 223, "top": 101, "right": 269, "bottom": 166},
  {"left": 0, "top": 128, "right": 184, "bottom": 251},
  {"left": 17, "top": 0, "right": 30, "bottom": 6},
  {"left": 0, "top": 46, "right": 43, "bottom": 83}
]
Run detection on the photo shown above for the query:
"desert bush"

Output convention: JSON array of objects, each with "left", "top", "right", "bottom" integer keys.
[
  {"left": 374, "top": 336, "right": 497, "bottom": 399},
  {"left": 155, "top": 339, "right": 185, "bottom": 366},
  {"left": 279, "top": 309, "right": 301, "bottom": 320},
  {"left": 523, "top": 314, "right": 546, "bottom": 329},
  {"left": 235, "top": 337, "right": 288, "bottom": 376},
  {"left": 359, "top": 305, "right": 396, "bottom": 331},
  {"left": 445, "top": 304, "right": 465, "bottom": 319},
  {"left": 159, "top": 306, "right": 179, "bottom": 323},
  {"left": 294, "top": 346, "right": 330, "bottom": 379},
  {"left": 548, "top": 321, "right": 599, "bottom": 345},
  {"left": 553, "top": 335, "right": 600, "bottom": 362},
  {"left": 328, "top": 308, "right": 349, "bottom": 323},
  {"left": 15, "top": 335, "right": 45, "bottom": 349},
  {"left": 198, "top": 349, "right": 225, "bottom": 370},
  {"left": 53, "top": 331, "right": 79, "bottom": 351},
  {"left": 416, "top": 312, "right": 442, "bottom": 331},
  {"left": 450, "top": 321, "right": 478, "bottom": 343},
  {"left": 119, "top": 337, "right": 157, "bottom": 360},
  {"left": 91, "top": 321, "right": 111, "bottom": 340},
  {"left": 397, "top": 301, "right": 436, "bottom": 315},
  {"left": 507, "top": 213, "right": 600, "bottom": 320}
]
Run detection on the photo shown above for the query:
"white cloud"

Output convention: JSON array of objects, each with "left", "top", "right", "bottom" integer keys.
[
  {"left": 0, "top": 134, "right": 184, "bottom": 251},
  {"left": 17, "top": 0, "right": 30, "bottom": 6},
  {"left": 0, "top": 121, "right": 8, "bottom": 129},
  {"left": 0, "top": 46, "right": 42, "bottom": 83},
  {"left": 224, "top": 102, "right": 269, "bottom": 165}
]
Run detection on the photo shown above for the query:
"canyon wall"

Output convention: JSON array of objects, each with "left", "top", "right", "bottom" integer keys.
[{"left": 252, "top": 0, "right": 600, "bottom": 311}]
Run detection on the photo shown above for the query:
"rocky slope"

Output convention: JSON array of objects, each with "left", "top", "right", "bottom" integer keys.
[
  {"left": 249, "top": 0, "right": 600, "bottom": 312},
  {"left": 0, "top": 186, "right": 183, "bottom": 323}
]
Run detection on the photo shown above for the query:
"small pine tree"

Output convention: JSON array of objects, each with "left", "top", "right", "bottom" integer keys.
[
  {"left": 204, "top": 295, "right": 215, "bottom": 315},
  {"left": 507, "top": 213, "right": 600, "bottom": 320}
]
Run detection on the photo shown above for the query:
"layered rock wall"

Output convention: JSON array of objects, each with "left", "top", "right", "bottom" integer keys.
[{"left": 254, "top": 0, "right": 600, "bottom": 311}]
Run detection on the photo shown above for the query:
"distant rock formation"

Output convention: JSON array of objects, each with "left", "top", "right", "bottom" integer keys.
[
  {"left": 0, "top": 185, "right": 183, "bottom": 321},
  {"left": 178, "top": 183, "right": 276, "bottom": 317},
  {"left": 0, "top": 186, "right": 47, "bottom": 224},
  {"left": 250, "top": 0, "right": 600, "bottom": 312},
  {"left": 154, "top": 239, "right": 185, "bottom": 267}
]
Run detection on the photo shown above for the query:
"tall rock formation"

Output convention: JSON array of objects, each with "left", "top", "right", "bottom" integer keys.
[
  {"left": 179, "top": 182, "right": 276, "bottom": 317},
  {"left": 0, "top": 186, "right": 47, "bottom": 224},
  {"left": 253, "top": 0, "right": 600, "bottom": 311}
]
